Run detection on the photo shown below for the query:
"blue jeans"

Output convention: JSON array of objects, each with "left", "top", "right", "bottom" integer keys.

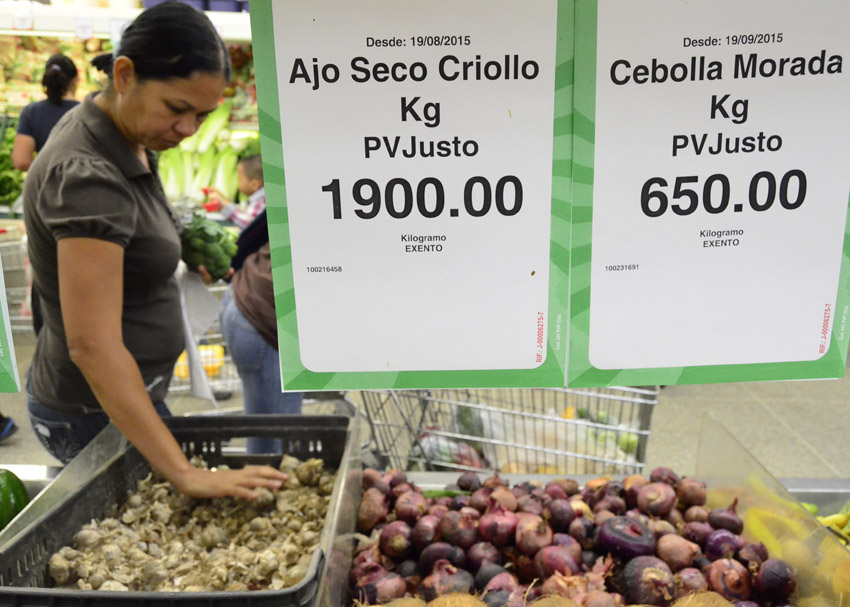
[
  {"left": 221, "top": 288, "right": 303, "bottom": 454},
  {"left": 26, "top": 372, "right": 172, "bottom": 464}
]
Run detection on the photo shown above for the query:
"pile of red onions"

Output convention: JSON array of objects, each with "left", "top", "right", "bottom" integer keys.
[{"left": 352, "top": 467, "right": 797, "bottom": 606}]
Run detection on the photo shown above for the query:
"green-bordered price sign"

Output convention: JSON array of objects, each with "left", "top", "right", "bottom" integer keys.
[
  {"left": 250, "top": 0, "right": 574, "bottom": 390},
  {"left": 568, "top": 0, "right": 850, "bottom": 386},
  {"left": 0, "top": 254, "right": 20, "bottom": 392}
]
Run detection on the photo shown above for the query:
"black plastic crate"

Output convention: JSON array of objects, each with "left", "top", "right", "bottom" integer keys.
[{"left": 0, "top": 415, "right": 355, "bottom": 606}]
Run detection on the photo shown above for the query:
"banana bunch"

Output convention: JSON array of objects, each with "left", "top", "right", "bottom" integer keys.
[{"left": 813, "top": 499, "right": 850, "bottom": 546}]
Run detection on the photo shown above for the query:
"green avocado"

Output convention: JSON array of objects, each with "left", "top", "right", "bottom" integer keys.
[{"left": 0, "top": 469, "right": 29, "bottom": 530}]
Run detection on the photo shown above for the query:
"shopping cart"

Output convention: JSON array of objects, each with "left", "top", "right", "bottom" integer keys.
[
  {"left": 0, "top": 227, "right": 34, "bottom": 333},
  {"left": 359, "top": 387, "right": 659, "bottom": 477},
  {"left": 167, "top": 283, "right": 242, "bottom": 400}
]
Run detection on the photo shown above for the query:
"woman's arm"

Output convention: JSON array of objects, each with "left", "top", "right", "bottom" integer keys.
[
  {"left": 11, "top": 134, "right": 36, "bottom": 171},
  {"left": 57, "top": 237, "right": 286, "bottom": 498}
]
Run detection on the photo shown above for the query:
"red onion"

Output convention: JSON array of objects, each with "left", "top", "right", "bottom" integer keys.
[
  {"left": 708, "top": 498, "right": 744, "bottom": 535},
  {"left": 470, "top": 487, "right": 494, "bottom": 512},
  {"left": 467, "top": 541, "right": 501, "bottom": 573},
  {"left": 482, "top": 571, "right": 521, "bottom": 595},
  {"left": 379, "top": 520, "right": 412, "bottom": 559},
  {"left": 682, "top": 521, "right": 714, "bottom": 547},
  {"left": 479, "top": 500, "right": 519, "bottom": 546},
  {"left": 437, "top": 510, "right": 479, "bottom": 549},
  {"left": 391, "top": 483, "right": 415, "bottom": 500},
  {"left": 362, "top": 468, "right": 382, "bottom": 487},
  {"left": 363, "top": 469, "right": 391, "bottom": 496},
  {"left": 382, "top": 469, "right": 408, "bottom": 488},
  {"left": 676, "top": 477, "right": 707, "bottom": 507},
  {"left": 551, "top": 533, "right": 583, "bottom": 562},
  {"left": 674, "top": 567, "right": 708, "bottom": 598},
  {"left": 637, "top": 482, "right": 677, "bottom": 517},
  {"left": 420, "top": 559, "right": 475, "bottom": 601},
  {"left": 394, "top": 491, "right": 427, "bottom": 525},
  {"left": 515, "top": 513, "right": 553, "bottom": 555},
  {"left": 595, "top": 510, "right": 616, "bottom": 527},
  {"left": 460, "top": 506, "right": 482, "bottom": 521},
  {"left": 428, "top": 504, "right": 449, "bottom": 519},
  {"left": 569, "top": 516, "right": 597, "bottom": 550},
  {"left": 457, "top": 472, "right": 482, "bottom": 492},
  {"left": 357, "top": 487, "right": 388, "bottom": 533},
  {"left": 483, "top": 473, "right": 508, "bottom": 489},
  {"left": 753, "top": 559, "right": 796, "bottom": 600},
  {"left": 684, "top": 505, "right": 710, "bottom": 523},
  {"left": 737, "top": 542, "right": 768, "bottom": 573},
  {"left": 664, "top": 507, "right": 685, "bottom": 530},
  {"left": 490, "top": 487, "right": 518, "bottom": 511},
  {"left": 650, "top": 466, "right": 681, "bottom": 486},
  {"left": 622, "top": 555, "right": 676, "bottom": 606},
  {"left": 650, "top": 519, "right": 677, "bottom": 538},
  {"left": 705, "top": 529, "right": 740, "bottom": 561},
  {"left": 707, "top": 558, "right": 752, "bottom": 601},
  {"left": 656, "top": 534, "right": 700, "bottom": 571},
  {"left": 451, "top": 494, "right": 470, "bottom": 510},
  {"left": 543, "top": 498, "right": 577, "bottom": 532},
  {"left": 623, "top": 474, "right": 649, "bottom": 508},
  {"left": 475, "top": 561, "right": 508, "bottom": 591},
  {"left": 594, "top": 494, "right": 627, "bottom": 515},
  {"left": 534, "top": 545, "right": 580, "bottom": 578},
  {"left": 354, "top": 563, "right": 406, "bottom": 605},
  {"left": 597, "top": 515, "right": 656, "bottom": 560},
  {"left": 549, "top": 478, "right": 580, "bottom": 496},
  {"left": 517, "top": 495, "right": 544, "bottom": 516},
  {"left": 418, "top": 542, "right": 467, "bottom": 575},
  {"left": 483, "top": 590, "right": 511, "bottom": 607},
  {"left": 545, "top": 483, "right": 569, "bottom": 501},
  {"left": 412, "top": 515, "right": 441, "bottom": 551}
]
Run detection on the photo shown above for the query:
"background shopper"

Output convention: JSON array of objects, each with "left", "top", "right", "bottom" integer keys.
[
  {"left": 13, "top": 53, "right": 81, "bottom": 337},
  {"left": 12, "top": 53, "right": 80, "bottom": 172},
  {"left": 203, "top": 154, "right": 266, "bottom": 229},
  {"left": 22, "top": 2, "right": 285, "bottom": 499},
  {"left": 221, "top": 179, "right": 303, "bottom": 454}
]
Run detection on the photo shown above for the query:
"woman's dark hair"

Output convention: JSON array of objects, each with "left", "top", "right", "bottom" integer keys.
[
  {"left": 42, "top": 54, "right": 78, "bottom": 105},
  {"left": 91, "top": 1, "right": 231, "bottom": 84}
]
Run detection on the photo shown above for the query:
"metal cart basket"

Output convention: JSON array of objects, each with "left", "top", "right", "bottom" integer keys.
[{"left": 359, "top": 387, "right": 659, "bottom": 477}]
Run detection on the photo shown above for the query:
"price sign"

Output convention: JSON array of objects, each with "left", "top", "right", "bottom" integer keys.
[
  {"left": 250, "top": 0, "right": 573, "bottom": 389},
  {"left": 568, "top": 0, "right": 850, "bottom": 386}
]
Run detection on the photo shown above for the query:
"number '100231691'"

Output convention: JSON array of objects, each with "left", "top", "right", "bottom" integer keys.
[
  {"left": 640, "top": 169, "right": 806, "bottom": 218},
  {"left": 320, "top": 176, "right": 523, "bottom": 220}
]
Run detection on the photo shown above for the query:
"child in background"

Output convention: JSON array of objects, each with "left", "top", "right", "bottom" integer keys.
[{"left": 203, "top": 154, "right": 266, "bottom": 229}]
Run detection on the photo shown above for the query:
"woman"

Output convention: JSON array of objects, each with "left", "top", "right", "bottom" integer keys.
[
  {"left": 12, "top": 53, "right": 80, "bottom": 171},
  {"left": 221, "top": 209, "right": 304, "bottom": 454},
  {"left": 14, "top": 55, "right": 80, "bottom": 335},
  {"left": 22, "top": 2, "right": 285, "bottom": 500}
]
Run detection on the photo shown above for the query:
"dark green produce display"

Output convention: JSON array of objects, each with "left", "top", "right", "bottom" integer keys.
[
  {"left": 0, "top": 468, "right": 30, "bottom": 531},
  {"left": 0, "top": 125, "right": 25, "bottom": 207}
]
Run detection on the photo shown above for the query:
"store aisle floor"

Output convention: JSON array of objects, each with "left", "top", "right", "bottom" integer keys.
[{"left": 0, "top": 330, "right": 847, "bottom": 479}]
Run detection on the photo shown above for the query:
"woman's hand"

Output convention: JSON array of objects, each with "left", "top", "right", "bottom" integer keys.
[
  {"left": 197, "top": 264, "right": 233, "bottom": 285},
  {"left": 172, "top": 465, "right": 289, "bottom": 500}
]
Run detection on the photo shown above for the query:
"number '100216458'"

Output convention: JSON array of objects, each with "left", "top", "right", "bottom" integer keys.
[
  {"left": 320, "top": 176, "right": 522, "bottom": 220},
  {"left": 640, "top": 170, "right": 807, "bottom": 218}
]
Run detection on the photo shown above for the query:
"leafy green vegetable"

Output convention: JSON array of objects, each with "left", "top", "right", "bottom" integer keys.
[
  {"left": 0, "top": 127, "right": 24, "bottom": 206},
  {"left": 181, "top": 213, "right": 238, "bottom": 281}
]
